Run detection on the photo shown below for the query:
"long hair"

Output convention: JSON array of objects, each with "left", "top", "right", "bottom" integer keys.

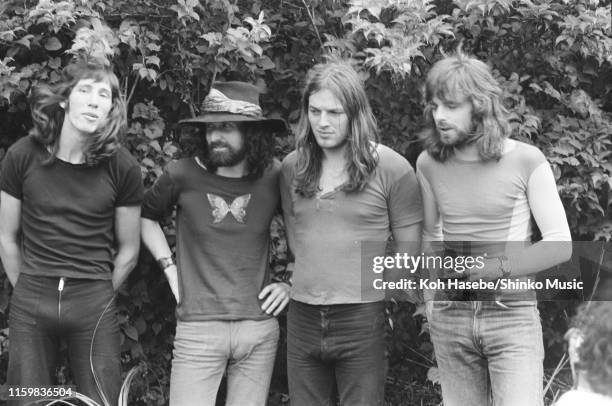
[
  {"left": 420, "top": 51, "right": 511, "bottom": 162},
  {"left": 294, "top": 61, "right": 379, "bottom": 197},
  {"left": 200, "top": 122, "right": 275, "bottom": 179},
  {"left": 29, "top": 58, "right": 127, "bottom": 166},
  {"left": 572, "top": 301, "right": 612, "bottom": 397}
]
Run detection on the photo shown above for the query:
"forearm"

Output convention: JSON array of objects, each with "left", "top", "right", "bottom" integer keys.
[
  {"left": 0, "top": 237, "right": 22, "bottom": 286},
  {"left": 112, "top": 206, "right": 141, "bottom": 290},
  {"left": 141, "top": 218, "right": 180, "bottom": 300},
  {"left": 491, "top": 240, "right": 572, "bottom": 279},
  {"left": 141, "top": 218, "right": 173, "bottom": 260},
  {"left": 495, "top": 161, "right": 573, "bottom": 279},
  {"left": 0, "top": 192, "right": 23, "bottom": 287},
  {"left": 112, "top": 245, "right": 139, "bottom": 290}
]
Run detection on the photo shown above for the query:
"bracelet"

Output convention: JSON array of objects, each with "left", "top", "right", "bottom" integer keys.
[
  {"left": 497, "top": 255, "right": 511, "bottom": 278},
  {"left": 157, "top": 256, "right": 175, "bottom": 270}
]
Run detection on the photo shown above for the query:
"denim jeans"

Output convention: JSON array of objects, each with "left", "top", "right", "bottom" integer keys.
[
  {"left": 8, "top": 273, "right": 121, "bottom": 406},
  {"left": 287, "top": 300, "right": 387, "bottom": 406},
  {"left": 169, "top": 317, "right": 279, "bottom": 406},
  {"left": 427, "top": 300, "right": 544, "bottom": 406}
]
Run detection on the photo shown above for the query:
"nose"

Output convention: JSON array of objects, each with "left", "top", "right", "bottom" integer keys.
[
  {"left": 207, "top": 128, "right": 224, "bottom": 142},
  {"left": 87, "top": 93, "right": 100, "bottom": 108},
  {"left": 432, "top": 105, "right": 445, "bottom": 123},
  {"left": 318, "top": 111, "right": 330, "bottom": 127}
]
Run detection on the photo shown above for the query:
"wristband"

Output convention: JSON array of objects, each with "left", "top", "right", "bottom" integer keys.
[
  {"left": 497, "top": 255, "right": 511, "bottom": 278},
  {"left": 157, "top": 256, "right": 175, "bottom": 270}
]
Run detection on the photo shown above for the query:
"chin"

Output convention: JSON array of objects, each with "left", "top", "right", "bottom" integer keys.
[
  {"left": 439, "top": 138, "right": 458, "bottom": 147},
  {"left": 319, "top": 139, "right": 347, "bottom": 151},
  {"left": 77, "top": 126, "right": 98, "bottom": 135}
]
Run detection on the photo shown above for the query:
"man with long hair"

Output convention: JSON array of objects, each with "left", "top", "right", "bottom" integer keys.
[
  {"left": 555, "top": 301, "right": 612, "bottom": 405},
  {"left": 141, "top": 81, "right": 290, "bottom": 406},
  {"left": 417, "top": 51, "right": 572, "bottom": 406},
  {"left": 0, "top": 58, "right": 143, "bottom": 404},
  {"left": 280, "top": 61, "right": 423, "bottom": 405}
]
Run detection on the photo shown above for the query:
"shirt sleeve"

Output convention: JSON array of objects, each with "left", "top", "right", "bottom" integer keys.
[
  {"left": 415, "top": 164, "right": 443, "bottom": 243},
  {"left": 279, "top": 153, "right": 297, "bottom": 261},
  {"left": 116, "top": 164, "right": 144, "bottom": 206},
  {"left": 527, "top": 161, "right": 572, "bottom": 241},
  {"left": 141, "top": 166, "right": 179, "bottom": 221},
  {"left": 0, "top": 146, "right": 24, "bottom": 199},
  {"left": 279, "top": 158, "right": 295, "bottom": 218},
  {"left": 387, "top": 161, "right": 423, "bottom": 230}
]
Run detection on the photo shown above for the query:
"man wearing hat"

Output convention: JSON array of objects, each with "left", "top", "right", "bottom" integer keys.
[{"left": 140, "top": 81, "right": 290, "bottom": 406}]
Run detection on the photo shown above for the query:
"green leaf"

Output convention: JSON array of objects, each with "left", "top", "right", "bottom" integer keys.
[
  {"left": 135, "top": 316, "right": 147, "bottom": 334},
  {"left": 145, "top": 55, "right": 161, "bottom": 67},
  {"left": 122, "top": 325, "right": 139, "bottom": 341},
  {"left": 258, "top": 55, "right": 275, "bottom": 70},
  {"left": 44, "top": 36, "right": 62, "bottom": 51}
]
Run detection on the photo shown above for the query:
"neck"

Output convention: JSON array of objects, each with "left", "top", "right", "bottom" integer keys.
[
  {"left": 454, "top": 138, "right": 513, "bottom": 162},
  {"left": 321, "top": 148, "right": 348, "bottom": 177},
  {"left": 56, "top": 124, "right": 87, "bottom": 164},
  {"left": 215, "top": 160, "right": 248, "bottom": 178},
  {"left": 321, "top": 144, "right": 347, "bottom": 165},
  {"left": 453, "top": 143, "right": 480, "bottom": 161}
]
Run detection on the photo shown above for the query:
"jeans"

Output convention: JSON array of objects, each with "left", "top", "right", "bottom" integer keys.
[
  {"left": 287, "top": 300, "right": 387, "bottom": 406},
  {"left": 169, "top": 317, "right": 279, "bottom": 406},
  {"left": 427, "top": 300, "right": 544, "bottom": 406},
  {"left": 8, "top": 273, "right": 121, "bottom": 406}
]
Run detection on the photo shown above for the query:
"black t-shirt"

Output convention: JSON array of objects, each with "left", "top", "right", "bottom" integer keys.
[
  {"left": 0, "top": 136, "right": 144, "bottom": 279},
  {"left": 142, "top": 158, "right": 280, "bottom": 321}
]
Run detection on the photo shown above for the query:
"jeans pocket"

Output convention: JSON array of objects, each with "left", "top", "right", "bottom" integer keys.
[
  {"left": 9, "top": 274, "right": 42, "bottom": 327},
  {"left": 494, "top": 300, "right": 536, "bottom": 309},
  {"left": 432, "top": 300, "right": 453, "bottom": 311},
  {"left": 426, "top": 300, "right": 453, "bottom": 320},
  {"left": 494, "top": 300, "right": 541, "bottom": 326},
  {"left": 260, "top": 317, "right": 280, "bottom": 343}
]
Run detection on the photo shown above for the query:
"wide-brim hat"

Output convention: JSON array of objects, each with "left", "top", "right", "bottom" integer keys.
[{"left": 179, "top": 81, "right": 287, "bottom": 133}]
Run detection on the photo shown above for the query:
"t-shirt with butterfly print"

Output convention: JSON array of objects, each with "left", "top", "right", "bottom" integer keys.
[{"left": 142, "top": 157, "right": 281, "bottom": 321}]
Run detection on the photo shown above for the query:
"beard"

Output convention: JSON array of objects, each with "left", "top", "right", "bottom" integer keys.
[
  {"left": 431, "top": 126, "right": 480, "bottom": 162},
  {"left": 207, "top": 140, "right": 247, "bottom": 167},
  {"left": 437, "top": 127, "right": 473, "bottom": 148}
]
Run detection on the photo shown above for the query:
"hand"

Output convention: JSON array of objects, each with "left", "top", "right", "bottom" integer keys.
[
  {"left": 435, "top": 266, "right": 468, "bottom": 281},
  {"left": 8, "top": 272, "right": 19, "bottom": 288},
  {"left": 466, "top": 258, "right": 498, "bottom": 282},
  {"left": 258, "top": 282, "right": 290, "bottom": 316},
  {"left": 164, "top": 265, "right": 180, "bottom": 303}
]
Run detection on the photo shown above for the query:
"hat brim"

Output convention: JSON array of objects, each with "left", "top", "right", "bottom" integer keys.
[{"left": 179, "top": 113, "right": 287, "bottom": 133}]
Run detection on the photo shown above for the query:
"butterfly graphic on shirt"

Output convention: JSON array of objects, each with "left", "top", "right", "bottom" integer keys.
[{"left": 206, "top": 193, "right": 251, "bottom": 224}]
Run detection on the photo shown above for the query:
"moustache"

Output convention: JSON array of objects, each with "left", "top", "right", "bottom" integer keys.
[
  {"left": 435, "top": 121, "right": 456, "bottom": 131},
  {"left": 209, "top": 141, "right": 232, "bottom": 149}
]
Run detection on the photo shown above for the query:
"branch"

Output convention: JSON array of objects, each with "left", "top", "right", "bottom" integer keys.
[
  {"left": 122, "top": 76, "right": 129, "bottom": 102},
  {"left": 126, "top": 75, "right": 140, "bottom": 106},
  {"left": 300, "top": 0, "right": 323, "bottom": 48}
]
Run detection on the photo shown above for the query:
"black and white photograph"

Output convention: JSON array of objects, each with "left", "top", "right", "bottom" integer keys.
[{"left": 0, "top": 0, "right": 611, "bottom": 405}]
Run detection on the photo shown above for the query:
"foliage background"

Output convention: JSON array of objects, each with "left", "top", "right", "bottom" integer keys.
[{"left": 0, "top": 0, "right": 611, "bottom": 404}]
